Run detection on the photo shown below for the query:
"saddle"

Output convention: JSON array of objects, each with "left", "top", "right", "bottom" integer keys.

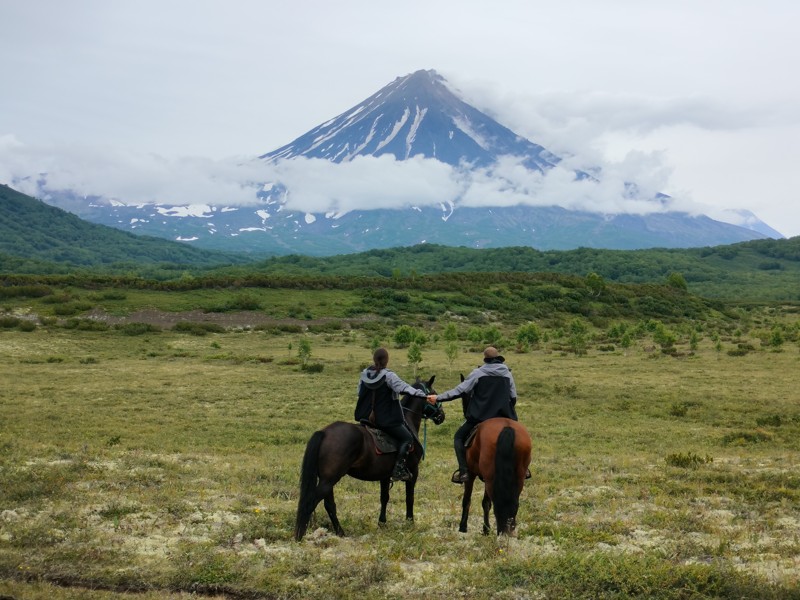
[
  {"left": 359, "top": 421, "right": 400, "bottom": 454},
  {"left": 464, "top": 424, "right": 479, "bottom": 448}
]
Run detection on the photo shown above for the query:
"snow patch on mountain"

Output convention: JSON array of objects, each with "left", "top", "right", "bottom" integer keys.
[{"left": 156, "top": 204, "right": 214, "bottom": 218}]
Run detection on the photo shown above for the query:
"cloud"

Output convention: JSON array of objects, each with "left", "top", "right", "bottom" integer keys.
[
  {"left": 1, "top": 135, "right": 702, "bottom": 221},
  {"left": 267, "top": 154, "right": 460, "bottom": 213},
  {"left": 0, "top": 136, "right": 263, "bottom": 206},
  {"left": 445, "top": 75, "right": 777, "bottom": 164}
]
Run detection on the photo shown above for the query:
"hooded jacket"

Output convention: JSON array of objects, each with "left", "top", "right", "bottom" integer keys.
[
  {"left": 354, "top": 368, "right": 427, "bottom": 428},
  {"left": 436, "top": 359, "right": 518, "bottom": 422}
]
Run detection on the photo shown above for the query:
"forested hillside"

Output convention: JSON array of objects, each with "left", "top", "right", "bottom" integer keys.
[
  {"left": 0, "top": 185, "right": 247, "bottom": 270},
  {"left": 235, "top": 239, "right": 800, "bottom": 301},
  {"left": 2, "top": 184, "right": 799, "bottom": 301}
]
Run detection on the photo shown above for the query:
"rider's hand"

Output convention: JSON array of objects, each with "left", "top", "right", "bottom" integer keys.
[{"left": 426, "top": 394, "right": 437, "bottom": 404}]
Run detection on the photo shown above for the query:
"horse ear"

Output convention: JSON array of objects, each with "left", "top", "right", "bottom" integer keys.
[
  {"left": 427, "top": 375, "right": 435, "bottom": 387},
  {"left": 460, "top": 373, "right": 465, "bottom": 382}
]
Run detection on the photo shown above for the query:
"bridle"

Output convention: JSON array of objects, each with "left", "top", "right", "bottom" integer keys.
[{"left": 401, "top": 381, "right": 444, "bottom": 459}]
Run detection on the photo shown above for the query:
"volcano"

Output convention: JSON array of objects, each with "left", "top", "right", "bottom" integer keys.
[{"left": 26, "top": 69, "right": 781, "bottom": 255}]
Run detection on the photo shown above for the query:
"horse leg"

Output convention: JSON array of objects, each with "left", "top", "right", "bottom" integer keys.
[
  {"left": 379, "top": 479, "right": 390, "bottom": 525},
  {"left": 481, "top": 489, "right": 493, "bottom": 536},
  {"left": 459, "top": 478, "right": 474, "bottom": 533},
  {"left": 405, "top": 477, "right": 416, "bottom": 522},
  {"left": 320, "top": 483, "right": 345, "bottom": 537}
]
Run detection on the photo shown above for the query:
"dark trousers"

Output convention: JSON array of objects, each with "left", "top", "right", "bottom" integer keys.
[
  {"left": 454, "top": 419, "right": 479, "bottom": 446},
  {"left": 379, "top": 424, "right": 414, "bottom": 450},
  {"left": 453, "top": 419, "right": 479, "bottom": 472}
]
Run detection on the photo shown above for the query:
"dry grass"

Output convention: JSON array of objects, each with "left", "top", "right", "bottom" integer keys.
[{"left": 2, "top": 317, "right": 800, "bottom": 598}]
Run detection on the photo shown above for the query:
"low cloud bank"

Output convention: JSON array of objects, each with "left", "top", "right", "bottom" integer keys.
[{"left": 1, "top": 135, "right": 704, "bottom": 218}]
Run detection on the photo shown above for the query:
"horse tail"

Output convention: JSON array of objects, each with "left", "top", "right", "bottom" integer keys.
[
  {"left": 294, "top": 429, "right": 324, "bottom": 541},
  {"left": 493, "top": 426, "right": 520, "bottom": 534}
]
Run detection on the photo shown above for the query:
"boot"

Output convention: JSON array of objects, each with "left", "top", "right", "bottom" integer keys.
[
  {"left": 391, "top": 442, "right": 413, "bottom": 482},
  {"left": 451, "top": 441, "right": 469, "bottom": 484}
]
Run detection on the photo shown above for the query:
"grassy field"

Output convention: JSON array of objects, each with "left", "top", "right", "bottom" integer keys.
[{"left": 2, "top": 302, "right": 800, "bottom": 599}]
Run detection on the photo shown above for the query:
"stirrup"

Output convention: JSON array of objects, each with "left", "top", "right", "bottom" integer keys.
[
  {"left": 525, "top": 468, "right": 532, "bottom": 479},
  {"left": 391, "top": 464, "right": 412, "bottom": 482},
  {"left": 451, "top": 469, "right": 469, "bottom": 484}
]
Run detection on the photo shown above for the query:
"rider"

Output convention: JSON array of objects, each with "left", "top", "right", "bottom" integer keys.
[
  {"left": 355, "top": 347, "right": 429, "bottom": 482},
  {"left": 426, "top": 346, "right": 518, "bottom": 484}
]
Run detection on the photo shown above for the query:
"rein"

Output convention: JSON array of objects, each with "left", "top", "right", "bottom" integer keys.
[{"left": 402, "top": 381, "right": 435, "bottom": 459}]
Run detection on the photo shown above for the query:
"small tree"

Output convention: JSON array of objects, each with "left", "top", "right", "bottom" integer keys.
[
  {"left": 586, "top": 272, "right": 606, "bottom": 297},
  {"left": 443, "top": 323, "right": 458, "bottom": 342},
  {"left": 770, "top": 327, "right": 785, "bottom": 351},
  {"left": 407, "top": 343, "right": 423, "bottom": 377},
  {"left": 689, "top": 330, "right": 700, "bottom": 351},
  {"left": 444, "top": 341, "right": 459, "bottom": 372},
  {"left": 394, "top": 325, "right": 417, "bottom": 348},
  {"left": 484, "top": 325, "right": 503, "bottom": 346},
  {"left": 298, "top": 338, "right": 312, "bottom": 367},
  {"left": 653, "top": 323, "right": 677, "bottom": 353},
  {"left": 516, "top": 322, "right": 541, "bottom": 349},
  {"left": 666, "top": 272, "right": 688, "bottom": 291}
]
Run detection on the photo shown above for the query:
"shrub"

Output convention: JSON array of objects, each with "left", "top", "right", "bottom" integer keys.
[
  {"left": 0, "top": 316, "right": 21, "bottom": 328},
  {"left": 227, "top": 293, "right": 262, "bottom": 311},
  {"left": 516, "top": 322, "right": 541, "bottom": 346},
  {"left": 665, "top": 452, "right": 712, "bottom": 468},
  {"left": 755, "top": 414, "right": 782, "bottom": 427},
  {"left": 393, "top": 325, "right": 417, "bottom": 348},
  {"left": 0, "top": 284, "right": 52, "bottom": 299},
  {"left": 301, "top": 363, "right": 324, "bottom": 373},
  {"left": 118, "top": 322, "right": 161, "bottom": 336},
  {"left": 669, "top": 402, "right": 689, "bottom": 417},
  {"left": 173, "top": 322, "right": 225, "bottom": 335},
  {"left": 17, "top": 320, "right": 37, "bottom": 332},
  {"left": 62, "top": 319, "right": 109, "bottom": 331},
  {"left": 721, "top": 430, "right": 772, "bottom": 446}
]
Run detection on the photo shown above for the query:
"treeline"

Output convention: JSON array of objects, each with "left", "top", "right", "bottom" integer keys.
[
  {"left": 0, "top": 270, "right": 727, "bottom": 327},
  {"left": 3, "top": 183, "right": 799, "bottom": 302},
  {"left": 234, "top": 239, "right": 800, "bottom": 301}
]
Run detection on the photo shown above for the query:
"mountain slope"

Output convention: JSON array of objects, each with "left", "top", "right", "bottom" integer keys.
[
  {"left": 261, "top": 69, "right": 561, "bottom": 172},
  {"left": 0, "top": 185, "right": 247, "bottom": 268},
  {"left": 24, "top": 70, "right": 780, "bottom": 254}
]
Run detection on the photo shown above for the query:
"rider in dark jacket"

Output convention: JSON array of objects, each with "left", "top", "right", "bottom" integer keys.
[
  {"left": 355, "top": 348, "right": 428, "bottom": 481},
  {"left": 428, "top": 347, "right": 518, "bottom": 483}
]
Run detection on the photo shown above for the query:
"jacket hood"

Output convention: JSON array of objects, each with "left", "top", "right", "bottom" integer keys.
[
  {"left": 360, "top": 368, "right": 387, "bottom": 389},
  {"left": 479, "top": 362, "right": 510, "bottom": 377}
]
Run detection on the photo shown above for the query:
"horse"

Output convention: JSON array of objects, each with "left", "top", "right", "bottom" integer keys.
[
  {"left": 456, "top": 376, "right": 532, "bottom": 535},
  {"left": 294, "top": 375, "right": 442, "bottom": 541}
]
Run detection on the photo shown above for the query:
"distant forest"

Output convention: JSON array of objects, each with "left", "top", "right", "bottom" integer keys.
[{"left": 2, "top": 183, "right": 799, "bottom": 302}]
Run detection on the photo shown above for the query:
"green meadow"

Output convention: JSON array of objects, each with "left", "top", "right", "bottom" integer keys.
[{"left": 1, "top": 282, "right": 800, "bottom": 599}]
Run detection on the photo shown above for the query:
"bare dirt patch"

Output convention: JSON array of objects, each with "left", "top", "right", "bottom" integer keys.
[{"left": 85, "top": 308, "right": 370, "bottom": 330}]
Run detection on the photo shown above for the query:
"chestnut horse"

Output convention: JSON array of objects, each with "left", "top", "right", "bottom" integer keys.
[
  {"left": 294, "top": 376, "right": 443, "bottom": 541},
  {"left": 460, "top": 417, "right": 532, "bottom": 535}
]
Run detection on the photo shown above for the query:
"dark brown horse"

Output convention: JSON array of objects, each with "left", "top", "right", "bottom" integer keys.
[
  {"left": 294, "top": 376, "right": 442, "bottom": 541},
  {"left": 459, "top": 418, "right": 531, "bottom": 535}
]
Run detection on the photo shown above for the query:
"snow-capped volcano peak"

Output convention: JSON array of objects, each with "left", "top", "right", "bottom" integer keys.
[{"left": 260, "top": 69, "right": 558, "bottom": 171}]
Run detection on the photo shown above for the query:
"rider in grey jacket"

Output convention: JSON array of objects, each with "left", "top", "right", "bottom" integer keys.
[
  {"left": 355, "top": 348, "right": 428, "bottom": 481},
  {"left": 429, "top": 347, "right": 518, "bottom": 483}
]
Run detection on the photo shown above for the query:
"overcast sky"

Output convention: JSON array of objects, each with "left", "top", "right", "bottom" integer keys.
[{"left": 2, "top": 0, "right": 799, "bottom": 237}]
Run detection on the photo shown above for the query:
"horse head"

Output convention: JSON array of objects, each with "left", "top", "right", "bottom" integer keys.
[{"left": 402, "top": 375, "right": 445, "bottom": 426}]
